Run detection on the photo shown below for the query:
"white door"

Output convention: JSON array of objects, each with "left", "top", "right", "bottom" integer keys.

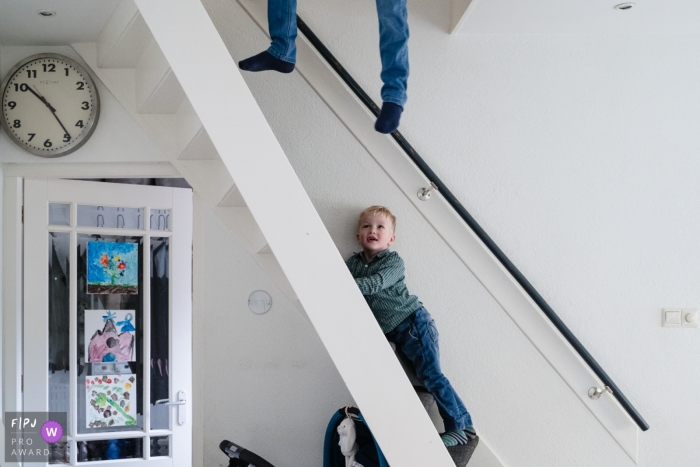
[{"left": 23, "top": 179, "right": 192, "bottom": 467}]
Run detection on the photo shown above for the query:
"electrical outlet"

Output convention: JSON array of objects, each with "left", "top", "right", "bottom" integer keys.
[{"left": 682, "top": 308, "right": 698, "bottom": 328}]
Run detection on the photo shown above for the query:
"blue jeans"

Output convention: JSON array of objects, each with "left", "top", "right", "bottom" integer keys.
[
  {"left": 266, "top": 0, "right": 409, "bottom": 107},
  {"left": 386, "top": 307, "right": 473, "bottom": 431}
]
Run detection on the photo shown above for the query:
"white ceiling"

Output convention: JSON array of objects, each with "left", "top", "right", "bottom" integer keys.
[
  {"left": 0, "top": 0, "right": 121, "bottom": 46},
  {"left": 0, "top": 0, "right": 696, "bottom": 46},
  {"left": 462, "top": 0, "right": 700, "bottom": 34}
]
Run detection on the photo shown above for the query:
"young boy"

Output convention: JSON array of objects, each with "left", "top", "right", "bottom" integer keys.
[
  {"left": 345, "top": 206, "right": 476, "bottom": 447},
  {"left": 238, "top": 0, "right": 409, "bottom": 134}
]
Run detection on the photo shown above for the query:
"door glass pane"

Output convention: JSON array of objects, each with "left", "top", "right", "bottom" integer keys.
[
  {"left": 49, "top": 232, "right": 71, "bottom": 433},
  {"left": 150, "top": 209, "right": 170, "bottom": 231},
  {"left": 77, "top": 438, "right": 143, "bottom": 462},
  {"left": 77, "top": 206, "right": 143, "bottom": 230},
  {"left": 151, "top": 237, "right": 170, "bottom": 429},
  {"left": 150, "top": 436, "right": 170, "bottom": 457},
  {"left": 77, "top": 235, "right": 144, "bottom": 434},
  {"left": 49, "top": 441, "right": 70, "bottom": 464},
  {"left": 49, "top": 203, "right": 71, "bottom": 226}
]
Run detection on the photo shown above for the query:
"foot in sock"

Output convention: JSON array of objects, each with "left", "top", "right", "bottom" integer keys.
[
  {"left": 441, "top": 428, "right": 477, "bottom": 447},
  {"left": 374, "top": 102, "right": 403, "bottom": 134},
  {"left": 239, "top": 51, "right": 295, "bottom": 74}
]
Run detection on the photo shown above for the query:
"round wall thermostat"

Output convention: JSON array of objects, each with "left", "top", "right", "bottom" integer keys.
[{"left": 248, "top": 290, "right": 272, "bottom": 315}]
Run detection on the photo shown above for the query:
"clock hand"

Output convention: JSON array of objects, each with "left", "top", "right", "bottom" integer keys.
[
  {"left": 31, "top": 86, "right": 72, "bottom": 141},
  {"left": 26, "top": 85, "right": 55, "bottom": 112}
]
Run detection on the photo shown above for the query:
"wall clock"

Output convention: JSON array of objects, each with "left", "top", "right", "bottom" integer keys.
[{"left": 1, "top": 53, "right": 100, "bottom": 158}]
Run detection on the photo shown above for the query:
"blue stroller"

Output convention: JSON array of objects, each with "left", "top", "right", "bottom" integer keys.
[
  {"left": 323, "top": 406, "right": 388, "bottom": 467},
  {"left": 220, "top": 407, "right": 388, "bottom": 467}
]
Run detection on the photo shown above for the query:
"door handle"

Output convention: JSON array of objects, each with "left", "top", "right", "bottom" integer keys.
[{"left": 154, "top": 390, "right": 187, "bottom": 426}]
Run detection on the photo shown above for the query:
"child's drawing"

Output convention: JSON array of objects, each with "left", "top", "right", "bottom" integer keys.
[
  {"left": 85, "top": 310, "right": 136, "bottom": 363},
  {"left": 86, "top": 374, "right": 137, "bottom": 428},
  {"left": 87, "top": 241, "right": 138, "bottom": 294}
]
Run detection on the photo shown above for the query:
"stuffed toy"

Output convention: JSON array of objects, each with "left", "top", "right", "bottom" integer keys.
[{"left": 337, "top": 417, "right": 360, "bottom": 467}]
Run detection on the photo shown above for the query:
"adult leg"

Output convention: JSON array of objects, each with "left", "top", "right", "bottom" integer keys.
[
  {"left": 395, "top": 308, "right": 473, "bottom": 432},
  {"left": 374, "top": 0, "right": 409, "bottom": 133},
  {"left": 239, "top": 0, "right": 296, "bottom": 73}
]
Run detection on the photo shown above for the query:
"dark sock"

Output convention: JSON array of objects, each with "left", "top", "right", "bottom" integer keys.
[
  {"left": 374, "top": 102, "right": 403, "bottom": 134},
  {"left": 238, "top": 51, "right": 295, "bottom": 74},
  {"left": 441, "top": 428, "right": 477, "bottom": 447}
]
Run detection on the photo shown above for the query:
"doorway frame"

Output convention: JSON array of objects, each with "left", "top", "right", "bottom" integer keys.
[{"left": 1, "top": 162, "right": 203, "bottom": 466}]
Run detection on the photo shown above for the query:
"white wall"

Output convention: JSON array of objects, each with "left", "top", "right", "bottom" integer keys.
[
  {"left": 1, "top": 3, "right": 697, "bottom": 465},
  {"left": 201, "top": 0, "right": 700, "bottom": 465},
  {"left": 193, "top": 195, "right": 352, "bottom": 467}
]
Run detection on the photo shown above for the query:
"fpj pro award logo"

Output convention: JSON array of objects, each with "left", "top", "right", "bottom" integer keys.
[{"left": 4, "top": 412, "right": 67, "bottom": 463}]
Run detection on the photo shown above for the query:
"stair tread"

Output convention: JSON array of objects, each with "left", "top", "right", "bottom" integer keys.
[
  {"left": 414, "top": 388, "right": 478, "bottom": 466},
  {"left": 447, "top": 436, "right": 479, "bottom": 467},
  {"left": 416, "top": 387, "right": 435, "bottom": 412}
]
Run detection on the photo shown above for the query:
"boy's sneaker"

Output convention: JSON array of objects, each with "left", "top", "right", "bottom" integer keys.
[{"left": 441, "top": 428, "right": 477, "bottom": 447}]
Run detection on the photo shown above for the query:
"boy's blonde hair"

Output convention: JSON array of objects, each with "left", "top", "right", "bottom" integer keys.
[{"left": 358, "top": 205, "right": 397, "bottom": 232}]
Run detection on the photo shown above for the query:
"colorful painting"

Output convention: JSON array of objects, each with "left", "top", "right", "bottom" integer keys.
[
  {"left": 85, "top": 310, "right": 136, "bottom": 363},
  {"left": 86, "top": 374, "right": 137, "bottom": 428},
  {"left": 87, "top": 241, "right": 138, "bottom": 294}
]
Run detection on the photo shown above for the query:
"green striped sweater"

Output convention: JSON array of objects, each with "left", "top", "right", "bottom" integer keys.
[{"left": 346, "top": 249, "right": 421, "bottom": 333}]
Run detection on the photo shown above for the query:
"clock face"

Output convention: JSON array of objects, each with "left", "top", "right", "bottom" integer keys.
[{"left": 1, "top": 54, "right": 100, "bottom": 158}]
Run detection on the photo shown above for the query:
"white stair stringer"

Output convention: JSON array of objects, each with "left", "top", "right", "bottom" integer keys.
[
  {"left": 237, "top": 0, "right": 640, "bottom": 462},
  {"left": 72, "top": 41, "right": 298, "bottom": 309},
  {"left": 126, "top": 0, "right": 455, "bottom": 465}
]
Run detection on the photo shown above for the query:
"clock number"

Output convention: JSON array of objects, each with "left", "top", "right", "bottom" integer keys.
[
  {"left": 42, "top": 63, "right": 56, "bottom": 73},
  {"left": 28, "top": 133, "right": 36, "bottom": 142},
  {"left": 26, "top": 70, "right": 36, "bottom": 79},
  {"left": 12, "top": 120, "right": 20, "bottom": 128},
  {"left": 63, "top": 134, "right": 71, "bottom": 143},
  {"left": 13, "top": 83, "right": 29, "bottom": 92},
  {"left": 75, "top": 120, "right": 84, "bottom": 128},
  {"left": 64, "top": 68, "right": 70, "bottom": 76},
  {"left": 81, "top": 101, "right": 90, "bottom": 110},
  {"left": 76, "top": 81, "right": 85, "bottom": 90},
  {"left": 43, "top": 139, "right": 53, "bottom": 148},
  {"left": 8, "top": 101, "right": 16, "bottom": 109}
]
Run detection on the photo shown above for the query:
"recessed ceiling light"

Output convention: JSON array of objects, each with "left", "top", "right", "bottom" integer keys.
[
  {"left": 37, "top": 10, "right": 57, "bottom": 17},
  {"left": 614, "top": 2, "right": 635, "bottom": 10}
]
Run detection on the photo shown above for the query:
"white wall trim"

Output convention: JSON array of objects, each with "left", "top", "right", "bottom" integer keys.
[
  {"left": 2, "top": 177, "right": 22, "bottom": 419},
  {"left": 2, "top": 162, "right": 179, "bottom": 179},
  {"left": 236, "top": 0, "right": 639, "bottom": 461},
  {"left": 191, "top": 195, "right": 206, "bottom": 467}
]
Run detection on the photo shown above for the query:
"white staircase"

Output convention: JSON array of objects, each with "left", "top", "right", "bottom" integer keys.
[
  {"left": 73, "top": 0, "right": 455, "bottom": 465},
  {"left": 74, "top": 0, "right": 295, "bottom": 307}
]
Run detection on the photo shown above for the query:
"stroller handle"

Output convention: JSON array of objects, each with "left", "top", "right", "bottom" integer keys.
[{"left": 219, "top": 440, "right": 275, "bottom": 467}]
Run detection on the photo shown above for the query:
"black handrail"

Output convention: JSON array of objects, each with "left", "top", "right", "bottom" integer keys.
[{"left": 296, "top": 15, "right": 649, "bottom": 432}]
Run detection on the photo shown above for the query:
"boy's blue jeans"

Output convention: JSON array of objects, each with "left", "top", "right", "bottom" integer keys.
[
  {"left": 266, "top": 0, "right": 409, "bottom": 107},
  {"left": 386, "top": 307, "right": 473, "bottom": 432}
]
